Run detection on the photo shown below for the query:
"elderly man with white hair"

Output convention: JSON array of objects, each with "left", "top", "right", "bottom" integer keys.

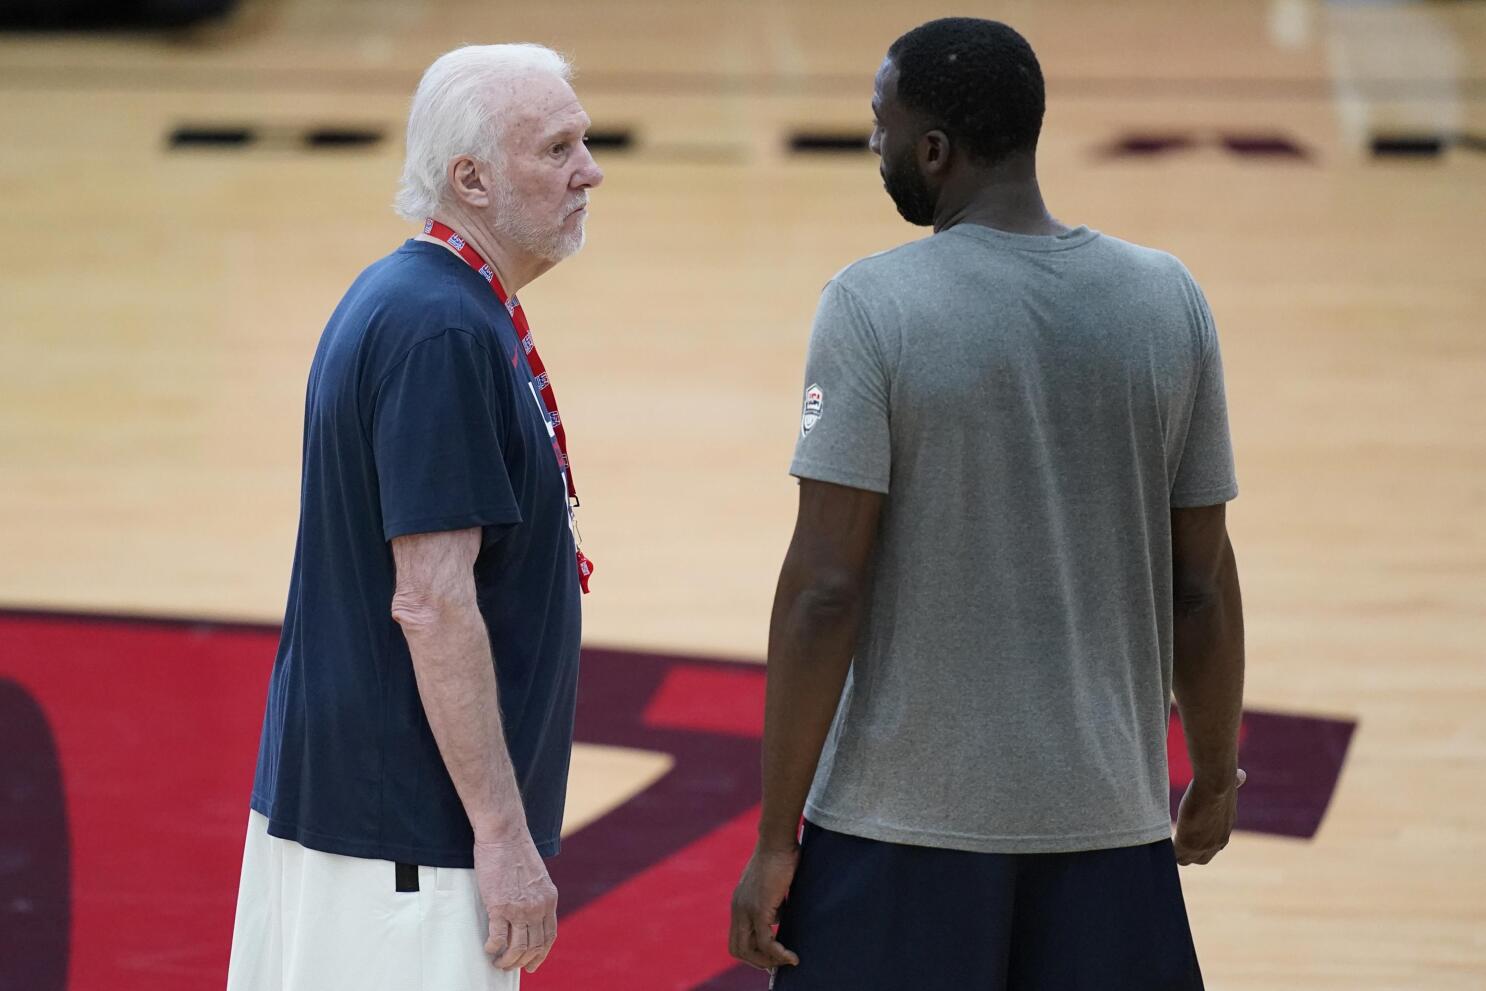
[{"left": 227, "top": 43, "right": 603, "bottom": 991}]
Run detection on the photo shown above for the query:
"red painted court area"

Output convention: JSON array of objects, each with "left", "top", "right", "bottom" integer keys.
[{"left": 0, "top": 611, "right": 1355, "bottom": 991}]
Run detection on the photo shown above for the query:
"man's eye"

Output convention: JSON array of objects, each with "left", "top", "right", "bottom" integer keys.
[{"left": 552, "top": 143, "right": 568, "bottom": 155}]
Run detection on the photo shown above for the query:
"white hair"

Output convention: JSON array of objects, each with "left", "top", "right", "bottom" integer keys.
[{"left": 394, "top": 43, "right": 573, "bottom": 222}]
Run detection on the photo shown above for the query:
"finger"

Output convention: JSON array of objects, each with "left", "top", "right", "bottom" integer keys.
[
  {"left": 495, "top": 921, "right": 530, "bottom": 971},
  {"left": 512, "top": 932, "right": 544, "bottom": 972},
  {"left": 524, "top": 943, "right": 551, "bottom": 975},
  {"left": 484, "top": 916, "right": 508, "bottom": 959},
  {"left": 735, "top": 931, "right": 780, "bottom": 972},
  {"left": 731, "top": 928, "right": 767, "bottom": 969},
  {"left": 524, "top": 910, "right": 558, "bottom": 973},
  {"left": 752, "top": 913, "right": 800, "bottom": 968},
  {"left": 729, "top": 908, "right": 753, "bottom": 963},
  {"left": 730, "top": 910, "right": 777, "bottom": 971},
  {"left": 1236, "top": 768, "right": 1248, "bottom": 789},
  {"left": 515, "top": 913, "right": 552, "bottom": 972}
]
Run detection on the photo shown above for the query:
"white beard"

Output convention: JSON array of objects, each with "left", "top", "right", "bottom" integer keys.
[{"left": 493, "top": 176, "right": 587, "bottom": 263}]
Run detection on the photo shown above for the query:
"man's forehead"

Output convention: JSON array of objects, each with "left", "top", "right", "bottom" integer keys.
[
  {"left": 540, "top": 103, "right": 591, "bottom": 136},
  {"left": 497, "top": 73, "right": 587, "bottom": 133},
  {"left": 873, "top": 58, "right": 898, "bottom": 105}
]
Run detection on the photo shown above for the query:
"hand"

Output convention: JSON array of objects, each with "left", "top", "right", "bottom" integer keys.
[
  {"left": 1174, "top": 768, "right": 1246, "bottom": 866},
  {"left": 729, "top": 845, "right": 802, "bottom": 971},
  {"left": 473, "top": 834, "right": 559, "bottom": 973}
]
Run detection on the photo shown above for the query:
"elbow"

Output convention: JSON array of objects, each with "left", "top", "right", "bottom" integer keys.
[
  {"left": 1173, "top": 540, "right": 1237, "bottom": 620},
  {"left": 793, "top": 571, "right": 866, "bottom": 627},
  {"left": 391, "top": 584, "right": 457, "bottom": 632},
  {"left": 1172, "top": 581, "right": 1220, "bottom": 620}
]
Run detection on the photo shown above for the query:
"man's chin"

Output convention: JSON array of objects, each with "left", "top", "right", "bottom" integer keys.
[
  {"left": 891, "top": 200, "right": 934, "bottom": 227},
  {"left": 882, "top": 185, "right": 934, "bottom": 227},
  {"left": 543, "top": 227, "right": 587, "bottom": 263}
]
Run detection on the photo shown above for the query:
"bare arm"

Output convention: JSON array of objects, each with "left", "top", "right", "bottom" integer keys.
[
  {"left": 1170, "top": 503, "right": 1247, "bottom": 865},
  {"left": 391, "top": 527, "right": 526, "bottom": 842},
  {"left": 390, "top": 528, "right": 557, "bottom": 972},
  {"left": 756, "top": 480, "right": 885, "bottom": 850},
  {"left": 731, "top": 479, "right": 885, "bottom": 969}
]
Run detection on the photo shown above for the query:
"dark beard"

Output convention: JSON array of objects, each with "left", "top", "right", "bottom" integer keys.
[{"left": 881, "top": 146, "right": 936, "bottom": 227}]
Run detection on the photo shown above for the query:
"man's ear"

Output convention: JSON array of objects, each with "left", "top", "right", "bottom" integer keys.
[
  {"left": 918, "top": 129, "right": 951, "bottom": 177},
  {"left": 447, "top": 155, "right": 492, "bottom": 209}
]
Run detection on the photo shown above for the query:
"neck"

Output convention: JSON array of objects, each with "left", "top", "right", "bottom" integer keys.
[
  {"left": 416, "top": 206, "right": 553, "bottom": 295},
  {"left": 931, "top": 156, "right": 1067, "bottom": 237}
]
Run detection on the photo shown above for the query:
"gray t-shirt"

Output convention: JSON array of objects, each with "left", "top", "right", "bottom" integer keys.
[{"left": 790, "top": 223, "right": 1238, "bottom": 854}]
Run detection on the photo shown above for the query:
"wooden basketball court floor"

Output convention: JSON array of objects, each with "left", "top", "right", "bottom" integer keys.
[{"left": 1, "top": 0, "right": 1483, "bottom": 987}]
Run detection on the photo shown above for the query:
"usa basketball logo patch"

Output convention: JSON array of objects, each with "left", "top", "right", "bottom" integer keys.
[{"left": 801, "top": 383, "right": 824, "bottom": 437}]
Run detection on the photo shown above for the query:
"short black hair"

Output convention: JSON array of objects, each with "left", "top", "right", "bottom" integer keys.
[{"left": 887, "top": 18, "right": 1045, "bottom": 165}]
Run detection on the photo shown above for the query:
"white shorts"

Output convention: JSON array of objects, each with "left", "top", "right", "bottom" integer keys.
[{"left": 227, "top": 811, "right": 518, "bottom": 991}]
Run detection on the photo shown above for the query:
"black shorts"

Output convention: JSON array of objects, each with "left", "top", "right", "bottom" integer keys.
[{"left": 772, "top": 821, "right": 1203, "bottom": 991}]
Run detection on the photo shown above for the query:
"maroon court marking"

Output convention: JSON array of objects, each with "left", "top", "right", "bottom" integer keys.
[{"left": 0, "top": 610, "right": 1356, "bottom": 991}]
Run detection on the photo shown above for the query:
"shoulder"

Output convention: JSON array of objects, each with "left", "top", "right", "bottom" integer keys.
[
  {"left": 356, "top": 243, "right": 503, "bottom": 333},
  {"left": 1091, "top": 234, "right": 1213, "bottom": 324},
  {"left": 1088, "top": 233, "right": 1208, "bottom": 298},
  {"left": 808, "top": 236, "right": 946, "bottom": 347},
  {"left": 825, "top": 235, "right": 939, "bottom": 301},
  {"left": 1092, "top": 237, "right": 1219, "bottom": 359},
  {"left": 344, "top": 244, "right": 514, "bottom": 374}
]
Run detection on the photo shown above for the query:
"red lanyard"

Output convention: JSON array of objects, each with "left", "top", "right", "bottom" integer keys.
[{"left": 423, "top": 218, "right": 594, "bottom": 593}]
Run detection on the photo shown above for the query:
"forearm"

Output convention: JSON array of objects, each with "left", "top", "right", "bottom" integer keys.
[
  {"left": 1172, "top": 540, "right": 1246, "bottom": 788},
  {"left": 400, "top": 602, "right": 528, "bottom": 842},
  {"left": 756, "top": 572, "right": 862, "bottom": 852}
]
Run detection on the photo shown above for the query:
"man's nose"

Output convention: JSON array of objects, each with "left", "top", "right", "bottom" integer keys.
[{"left": 574, "top": 145, "right": 604, "bottom": 189}]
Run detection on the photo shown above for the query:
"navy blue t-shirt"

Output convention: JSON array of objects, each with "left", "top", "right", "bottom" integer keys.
[{"left": 250, "top": 239, "right": 582, "bottom": 867}]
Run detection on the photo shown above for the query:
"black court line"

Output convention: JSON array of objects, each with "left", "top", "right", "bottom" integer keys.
[
  {"left": 166, "top": 122, "right": 389, "bottom": 151},
  {"left": 584, "top": 129, "right": 634, "bottom": 150},
  {"left": 1371, "top": 135, "right": 1446, "bottom": 157},
  {"left": 789, "top": 131, "right": 870, "bottom": 153},
  {"left": 4, "top": 63, "right": 1486, "bottom": 100},
  {"left": 303, "top": 126, "right": 384, "bottom": 148},
  {"left": 168, "top": 124, "right": 256, "bottom": 147}
]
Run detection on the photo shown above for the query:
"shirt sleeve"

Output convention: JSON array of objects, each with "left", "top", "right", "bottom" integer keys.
[
  {"left": 1171, "top": 281, "right": 1239, "bottom": 508},
  {"left": 372, "top": 328, "right": 522, "bottom": 540},
  {"left": 788, "top": 279, "right": 892, "bottom": 494}
]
